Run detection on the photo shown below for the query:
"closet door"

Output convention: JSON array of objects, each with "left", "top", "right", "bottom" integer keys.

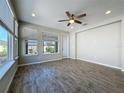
[{"left": 62, "top": 34, "right": 69, "bottom": 58}]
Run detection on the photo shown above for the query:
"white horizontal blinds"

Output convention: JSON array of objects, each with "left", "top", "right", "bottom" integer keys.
[
  {"left": 0, "top": 0, "right": 13, "bottom": 32},
  {"left": 44, "top": 41, "right": 56, "bottom": 46},
  {"left": 25, "top": 40, "right": 38, "bottom": 55},
  {"left": 42, "top": 32, "right": 58, "bottom": 41},
  {"left": 27, "top": 40, "right": 38, "bottom": 46}
]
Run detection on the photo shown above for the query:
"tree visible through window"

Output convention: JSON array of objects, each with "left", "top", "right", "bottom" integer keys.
[
  {"left": 25, "top": 40, "right": 38, "bottom": 55},
  {"left": 0, "top": 25, "right": 8, "bottom": 64},
  {"left": 43, "top": 41, "right": 58, "bottom": 53},
  {"left": 42, "top": 32, "right": 59, "bottom": 54}
]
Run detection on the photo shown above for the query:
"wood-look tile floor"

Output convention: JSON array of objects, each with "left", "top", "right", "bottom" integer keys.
[{"left": 8, "top": 59, "right": 124, "bottom": 93}]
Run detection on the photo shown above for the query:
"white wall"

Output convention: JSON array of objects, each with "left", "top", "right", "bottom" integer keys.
[
  {"left": 76, "top": 22, "right": 121, "bottom": 68},
  {"left": 70, "top": 18, "right": 124, "bottom": 70},
  {"left": 19, "top": 22, "right": 69, "bottom": 65},
  {"left": 121, "top": 18, "right": 124, "bottom": 70}
]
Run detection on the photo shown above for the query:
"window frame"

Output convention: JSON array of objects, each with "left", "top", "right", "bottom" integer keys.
[
  {"left": 25, "top": 40, "right": 38, "bottom": 56},
  {"left": 13, "top": 19, "right": 19, "bottom": 59},
  {"left": 43, "top": 40, "right": 59, "bottom": 54},
  {"left": 0, "top": 0, "right": 19, "bottom": 80},
  {"left": 42, "top": 32, "right": 59, "bottom": 54},
  {"left": 0, "top": 25, "right": 9, "bottom": 64},
  {"left": 0, "top": 20, "right": 14, "bottom": 64},
  {"left": 43, "top": 39, "right": 59, "bottom": 55}
]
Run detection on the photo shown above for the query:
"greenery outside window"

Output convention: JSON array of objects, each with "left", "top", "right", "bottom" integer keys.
[
  {"left": 42, "top": 32, "right": 59, "bottom": 54},
  {"left": 25, "top": 40, "right": 38, "bottom": 55},
  {"left": 43, "top": 41, "right": 58, "bottom": 54},
  {"left": 0, "top": 25, "right": 8, "bottom": 64}
]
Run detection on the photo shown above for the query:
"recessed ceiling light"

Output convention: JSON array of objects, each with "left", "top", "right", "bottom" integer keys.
[
  {"left": 105, "top": 10, "right": 111, "bottom": 15},
  {"left": 32, "top": 13, "right": 36, "bottom": 17}
]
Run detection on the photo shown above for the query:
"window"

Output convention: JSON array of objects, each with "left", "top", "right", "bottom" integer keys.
[
  {"left": 14, "top": 38, "right": 18, "bottom": 58},
  {"left": 0, "top": 0, "right": 18, "bottom": 79},
  {"left": 0, "top": 25, "right": 8, "bottom": 64},
  {"left": 43, "top": 41, "right": 58, "bottom": 54},
  {"left": 42, "top": 32, "right": 59, "bottom": 54},
  {"left": 25, "top": 40, "right": 38, "bottom": 55},
  {"left": 14, "top": 20, "right": 18, "bottom": 59}
]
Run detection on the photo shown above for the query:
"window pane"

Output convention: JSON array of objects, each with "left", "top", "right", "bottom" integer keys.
[
  {"left": 43, "top": 41, "right": 58, "bottom": 53},
  {"left": 25, "top": 40, "right": 38, "bottom": 55},
  {"left": 14, "top": 38, "right": 18, "bottom": 58},
  {"left": 0, "top": 25, "right": 8, "bottom": 64}
]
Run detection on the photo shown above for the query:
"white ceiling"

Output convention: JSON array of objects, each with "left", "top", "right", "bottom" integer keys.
[{"left": 13, "top": 0, "right": 124, "bottom": 31}]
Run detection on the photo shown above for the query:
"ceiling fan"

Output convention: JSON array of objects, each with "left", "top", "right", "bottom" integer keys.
[{"left": 58, "top": 11, "right": 86, "bottom": 26}]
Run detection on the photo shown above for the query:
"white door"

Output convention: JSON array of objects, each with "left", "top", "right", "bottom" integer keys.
[{"left": 62, "top": 34, "right": 69, "bottom": 58}]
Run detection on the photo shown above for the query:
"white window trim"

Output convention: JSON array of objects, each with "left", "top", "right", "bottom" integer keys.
[
  {"left": 24, "top": 40, "right": 38, "bottom": 56},
  {"left": 24, "top": 53, "right": 38, "bottom": 56},
  {"left": 0, "top": 26, "right": 15, "bottom": 80},
  {"left": 43, "top": 53, "right": 60, "bottom": 55},
  {"left": 0, "top": 0, "right": 18, "bottom": 80},
  {"left": 43, "top": 40, "right": 59, "bottom": 54},
  {"left": 0, "top": 60, "right": 15, "bottom": 80},
  {"left": 14, "top": 37, "right": 19, "bottom": 59}
]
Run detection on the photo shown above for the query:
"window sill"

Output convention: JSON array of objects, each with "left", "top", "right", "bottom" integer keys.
[
  {"left": 43, "top": 53, "right": 60, "bottom": 55},
  {"left": 0, "top": 61, "right": 15, "bottom": 80},
  {"left": 24, "top": 54, "right": 38, "bottom": 57}
]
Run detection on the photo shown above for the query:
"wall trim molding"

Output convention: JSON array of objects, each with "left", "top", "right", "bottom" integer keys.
[
  {"left": 77, "top": 58, "right": 121, "bottom": 70},
  {"left": 4, "top": 64, "right": 17, "bottom": 93},
  {"left": 76, "top": 15, "right": 124, "bottom": 33},
  {"left": 18, "top": 58, "right": 63, "bottom": 67}
]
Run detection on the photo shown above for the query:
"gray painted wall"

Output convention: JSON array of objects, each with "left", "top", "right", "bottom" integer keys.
[
  {"left": 76, "top": 22, "right": 121, "bottom": 68},
  {"left": 121, "top": 18, "right": 124, "bottom": 70},
  {"left": 70, "top": 18, "right": 124, "bottom": 71},
  {"left": 0, "top": 62, "right": 17, "bottom": 93},
  {"left": 19, "top": 22, "right": 69, "bottom": 65}
]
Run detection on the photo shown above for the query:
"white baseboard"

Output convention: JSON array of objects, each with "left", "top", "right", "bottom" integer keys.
[
  {"left": 4, "top": 64, "right": 17, "bottom": 93},
  {"left": 18, "top": 58, "right": 63, "bottom": 67},
  {"left": 76, "top": 58, "right": 121, "bottom": 70},
  {"left": 62, "top": 57, "right": 70, "bottom": 59},
  {"left": 69, "top": 57, "right": 76, "bottom": 60},
  {"left": 19, "top": 57, "right": 123, "bottom": 71}
]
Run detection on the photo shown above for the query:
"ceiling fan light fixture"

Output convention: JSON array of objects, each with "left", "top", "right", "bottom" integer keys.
[{"left": 69, "top": 19, "right": 75, "bottom": 24}]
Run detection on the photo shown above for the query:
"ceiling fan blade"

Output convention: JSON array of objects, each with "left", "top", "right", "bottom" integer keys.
[
  {"left": 75, "top": 20, "right": 82, "bottom": 24},
  {"left": 77, "top": 13, "right": 86, "bottom": 18},
  {"left": 66, "top": 11, "right": 71, "bottom": 18},
  {"left": 58, "top": 19, "right": 69, "bottom": 22},
  {"left": 67, "top": 23, "right": 71, "bottom": 26}
]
